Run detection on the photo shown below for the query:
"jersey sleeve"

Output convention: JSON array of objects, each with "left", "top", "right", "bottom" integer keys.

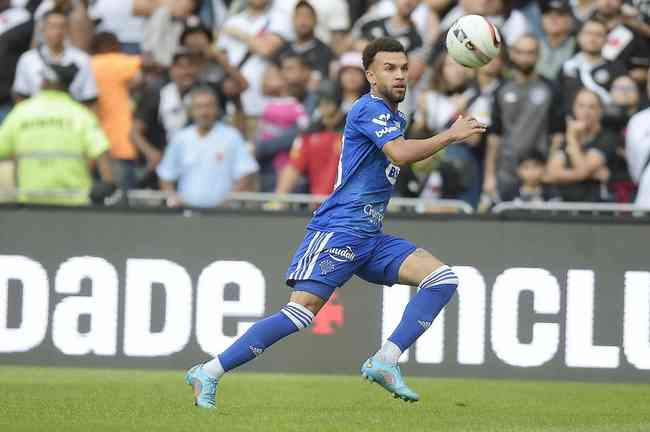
[
  {"left": 12, "top": 53, "right": 34, "bottom": 98},
  {"left": 356, "top": 103, "right": 403, "bottom": 150},
  {"left": 71, "top": 58, "right": 100, "bottom": 103}
]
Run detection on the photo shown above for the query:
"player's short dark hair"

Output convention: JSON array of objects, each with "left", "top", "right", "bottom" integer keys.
[
  {"left": 362, "top": 37, "right": 406, "bottom": 70},
  {"left": 91, "top": 32, "right": 120, "bottom": 55}
]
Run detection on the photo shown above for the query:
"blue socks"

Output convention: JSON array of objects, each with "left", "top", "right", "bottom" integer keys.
[
  {"left": 212, "top": 302, "right": 314, "bottom": 375},
  {"left": 385, "top": 265, "right": 459, "bottom": 356}
]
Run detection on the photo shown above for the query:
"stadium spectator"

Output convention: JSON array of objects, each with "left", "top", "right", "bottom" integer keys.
[
  {"left": 593, "top": 0, "right": 650, "bottom": 85},
  {"left": 255, "top": 53, "right": 316, "bottom": 191},
  {"left": 217, "top": 0, "right": 287, "bottom": 120},
  {"left": 13, "top": 10, "right": 98, "bottom": 106},
  {"left": 0, "top": 62, "right": 115, "bottom": 206},
  {"left": 625, "top": 70, "right": 650, "bottom": 206},
  {"left": 157, "top": 86, "right": 259, "bottom": 208},
  {"left": 544, "top": 88, "right": 618, "bottom": 202},
  {"left": 336, "top": 51, "right": 369, "bottom": 113},
  {"left": 410, "top": 52, "right": 482, "bottom": 205},
  {"left": 141, "top": 0, "right": 197, "bottom": 67},
  {"left": 269, "top": 0, "right": 351, "bottom": 44},
  {"left": 484, "top": 34, "right": 561, "bottom": 202},
  {"left": 557, "top": 17, "right": 626, "bottom": 111},
  {"left": 180, "top": 19, "right": 248, "bottom": 133},
  {"left": 536, "top": 0, "right": 577, "bottom": 81},
  {"left": 91, "top": 32, "right": 143, "bottom": 191},
  {"left": 131, "top": 49, "right": 201, "bottom": 188},
  {"left": 605, "top": 75, "right": 641, "bottom": 202},
  {"left": 512, "top": 149, "right": 558, "bottom": 202},
  {"left": 32, "top": 0, "right": 95, "bottom": 52},
  {"left": 0, "top": 0, "right": 34, "bottom": 124},
  {"left": 255, "top": 59, "right": 310, "bottom": 192},
  {"left": 88, "top": 0, "right": 147, "bottom": 54},
  {"left": 360, "top": 0, "right": 426, "bottom": 84},
  {"left": 274, "top": 80, "right": 345, "bottom": 196},
  {"left": 273, "top": 1, "right": 335, "bottom": 84}
]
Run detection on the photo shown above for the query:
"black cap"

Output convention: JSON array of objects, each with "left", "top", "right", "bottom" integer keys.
[{"left": 541, "top": 0, "right": 572, "bottom": 15}]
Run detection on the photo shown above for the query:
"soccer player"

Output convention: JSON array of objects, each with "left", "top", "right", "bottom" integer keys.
[{"left": 186, "top": 37, "right": 486, "bottom": 408}]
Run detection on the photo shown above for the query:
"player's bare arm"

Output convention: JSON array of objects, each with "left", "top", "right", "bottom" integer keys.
[{"left": 382, "top": 116, "right": 487, "bottom": 166}]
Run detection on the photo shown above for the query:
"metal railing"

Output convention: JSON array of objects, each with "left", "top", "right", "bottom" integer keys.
[
  {"left": 492, "top": 201, "right": 650, "bottom": 217},
  {"left": 0, "top": 189, "right": 475, "bottom": 214}
]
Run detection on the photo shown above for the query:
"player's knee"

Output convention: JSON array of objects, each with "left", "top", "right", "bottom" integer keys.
[{"left": 421, "top": 266, "right": 459, "bottom": 302}]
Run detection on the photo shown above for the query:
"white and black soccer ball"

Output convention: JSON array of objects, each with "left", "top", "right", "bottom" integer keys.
[{"left": 445, "top": 15, "right": 502, "bottom": 69}]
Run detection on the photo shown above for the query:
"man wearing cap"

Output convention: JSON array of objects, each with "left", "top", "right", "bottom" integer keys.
[
  {"left": 0, "top": 62, "right": 115, "bottom": 206},
  {"left": 274, "top": 80, "right": 345, "bottom": 197},
  {"left": 537, "top": 0, "right": 577, "bottom": 80}
]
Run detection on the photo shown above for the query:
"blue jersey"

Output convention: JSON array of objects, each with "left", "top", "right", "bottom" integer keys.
[{"left": 308, "top": 93, "right": 407, "bottom": 238}]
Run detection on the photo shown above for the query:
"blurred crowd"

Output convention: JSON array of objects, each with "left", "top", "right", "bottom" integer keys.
[{"left": 0, "top": 0, "right": 649, "bottom": 209}]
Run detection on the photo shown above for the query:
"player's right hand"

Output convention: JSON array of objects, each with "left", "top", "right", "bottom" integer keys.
[{"left": 449, "top": 115, "right": 487, "bottom": 142}]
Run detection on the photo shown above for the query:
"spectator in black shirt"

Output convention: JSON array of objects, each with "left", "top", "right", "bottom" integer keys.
[
  {"left": 0, "top": 0, "right": 35, "bottom": 123},
  {"left": 360, "top": 0, "right": 426, "bottom": 83},
  {"left": 544, "top": 88, "right": 618, "bottom": 202},
  {"left": 557, "top": 17, "right": 627, "bottom": 114},
  {"left": 593, "top": 0, "right": 650, "bottom": 85},
  {"left": 513, "top": 149, "right": 559, "bottom": 202},
  {"left": 274, "top": 1, "right": 334, "bottom": 83},
  {"left": 130, "top": 49, "right": 201, "bottom": 188}
]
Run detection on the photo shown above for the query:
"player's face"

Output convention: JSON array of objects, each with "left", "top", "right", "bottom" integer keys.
[{"left": 367, "top": 51, "right": 409, "bottom": 105}]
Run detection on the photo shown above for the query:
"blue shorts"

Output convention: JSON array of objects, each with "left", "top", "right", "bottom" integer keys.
[{"left": 285, "top": 229, "right": 417, "bottom": 300}]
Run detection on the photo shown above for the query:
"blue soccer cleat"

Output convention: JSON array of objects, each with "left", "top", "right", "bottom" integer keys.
[
  {"left": 361, "top": 356, "right": 419, "bottom": 402},
  {"left": 185, "top": 363, "right": 219, "bottom": 409}
]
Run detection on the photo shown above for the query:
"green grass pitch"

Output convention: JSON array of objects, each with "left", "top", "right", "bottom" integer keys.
[{"left": 1, "top": 366, "right": 649, "bottom": 432}]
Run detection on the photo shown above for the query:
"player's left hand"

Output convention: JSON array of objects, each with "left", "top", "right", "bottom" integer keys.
[{"left": 448, "top": 115, "right": 487, "bottom": 142}]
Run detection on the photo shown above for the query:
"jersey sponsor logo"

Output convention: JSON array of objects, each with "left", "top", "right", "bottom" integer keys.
[
  {"left": 372, "top": 113, "right": 391, "bottom": 127},
  {"left": 327, "top": 246, "right": 356, "bottom": 262},
  {"left": 385, "top": 163, "right": 400, "bottom": 185},
  {"left": 375, "top": 125, "right": 400, "bottom": 138},
  {"left": 364, "top": 204, "right": 385, "bottom": 226}
]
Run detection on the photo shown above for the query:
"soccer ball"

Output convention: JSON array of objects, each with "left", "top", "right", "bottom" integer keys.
[{"left": 445, "top": 15, "right": 502, "bottom": 69}]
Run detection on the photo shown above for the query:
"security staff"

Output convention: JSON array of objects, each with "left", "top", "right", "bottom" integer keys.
[{"left": 0, "top": 61, "right": 115, "bottom": 205}]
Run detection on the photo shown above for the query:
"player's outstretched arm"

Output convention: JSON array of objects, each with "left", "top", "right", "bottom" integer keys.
[{"left": 383, "top": 115, "right": 486, "bottom": 166}]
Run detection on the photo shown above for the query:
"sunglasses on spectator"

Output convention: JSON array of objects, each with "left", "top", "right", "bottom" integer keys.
[{"left": 612, "top": 84, "right": 638, "bottom": 92}]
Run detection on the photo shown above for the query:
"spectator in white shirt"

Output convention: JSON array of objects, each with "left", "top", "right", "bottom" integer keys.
[
  {"left": 13, "top": 9, "right": 98, "bottom": 107},
  {"left": 217, "top": 0, "right": 286, "bottom": 120}
]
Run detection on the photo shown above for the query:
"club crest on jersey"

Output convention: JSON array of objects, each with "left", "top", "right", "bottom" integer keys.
[
  {"left": 372, "top": 113, "right": 391, "bottom": 127},
  {"left": 327, "top": 246, "right": 356, "bottom": 262},
  {"left": 385, "top": 163, "right": 400, "bottom": 185}
]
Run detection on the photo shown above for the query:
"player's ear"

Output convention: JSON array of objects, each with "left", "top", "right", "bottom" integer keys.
[{"left": 365, "top": 69, "right": 375, "bottom": 87}]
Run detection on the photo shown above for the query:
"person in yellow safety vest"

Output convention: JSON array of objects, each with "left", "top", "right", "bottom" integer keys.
[{"left": 0, "top": 60, "right": 115, "bottom": 206}]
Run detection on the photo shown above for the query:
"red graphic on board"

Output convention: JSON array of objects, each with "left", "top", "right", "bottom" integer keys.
[{"left": 312, "top": 292, "right": 344, "bottom": 335}]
